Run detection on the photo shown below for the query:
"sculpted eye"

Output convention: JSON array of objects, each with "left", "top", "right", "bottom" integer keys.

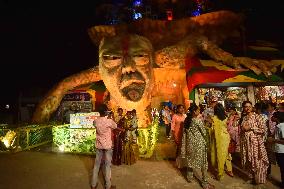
[
  {"left": 102, "top": 54, "right": 122, "bottom": 68},
  {"left": 103, "top": 55, "right": 122, "bottom": 60},
  {"left": 133, "top": 54, "right": 150, "bottom": 65},
  {"left": 133, "top": 54, "right": 148, "bottom": 58}
]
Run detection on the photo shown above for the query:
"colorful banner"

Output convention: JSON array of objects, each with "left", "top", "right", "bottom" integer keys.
[
  {"left": 70, "top": 112, "right": 100, "bottom": 128},
  {"left": 185, "top": 57, "right": 284, "bottom": 96}
]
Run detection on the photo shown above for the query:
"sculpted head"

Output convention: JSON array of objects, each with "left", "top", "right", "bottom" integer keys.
[{"left": 98, "top": 34, "right": 154, "bottom": 109}]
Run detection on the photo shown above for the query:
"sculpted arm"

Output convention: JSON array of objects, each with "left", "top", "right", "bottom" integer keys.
[
  {"left": 196, "top": 36, "right": 274, "bottom": 76},
  {"left": 32, "top": 67, "right": 101, "bottom": 123}
]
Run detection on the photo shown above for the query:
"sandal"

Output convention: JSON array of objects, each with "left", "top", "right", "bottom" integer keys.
[
  {"left": 226, "top": 171, "right": 234, "bottom": 177},
  {"left": 203, "top": 183, "right": 215, "bottom": 189}
]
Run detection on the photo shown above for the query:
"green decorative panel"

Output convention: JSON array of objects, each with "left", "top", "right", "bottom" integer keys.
[
  {"left": 52, "top": 126, "right": 96, "bottom": 154},
  {"left": 52, "top": 115, "right": 160, "bottom": 157}
]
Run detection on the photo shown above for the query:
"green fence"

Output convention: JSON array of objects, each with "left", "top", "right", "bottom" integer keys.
[
  {"left": 1, "top": 118, "right": 160, "bottom": 158},
  {"left": 0, "top": 124, "right": 53, "bottom": 153}
]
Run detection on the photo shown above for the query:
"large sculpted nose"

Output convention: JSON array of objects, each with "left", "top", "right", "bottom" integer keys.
[{"left": 122, "top": 55, "right": 136, "bottom": 74}]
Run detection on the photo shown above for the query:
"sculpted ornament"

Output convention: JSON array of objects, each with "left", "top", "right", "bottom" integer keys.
[{"left": 32, "top": 10, "right": 281, "bottom": 127}]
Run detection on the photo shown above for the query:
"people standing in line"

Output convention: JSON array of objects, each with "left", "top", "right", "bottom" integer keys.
[
  {"left": 112, "top": 108, "right": 125, "bottom": 166},
  {"left": 171, "top": 104, "right": 186, "bottom": 157},
  {"left": 268, "top": 111, "right": 284, "bottom": 189},
  {"left": 180, "top": 103, "right": 215, "bottom": 189},
  {"left": 162, "top": 105, "right": 172, "bottom": 139},
  {"left": 210, "top": 103, "right": 233, "bottom": 180},
  {"left": 91, "top": 104, "right": 119, "bottom": 189},
  {"left": 240, "top": 101, "right": 269, "bottom": 188}
]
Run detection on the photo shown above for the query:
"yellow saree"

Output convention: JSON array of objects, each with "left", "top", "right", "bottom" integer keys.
[{"left": 210, "top": 116, "right": 232, "bottom": 179}]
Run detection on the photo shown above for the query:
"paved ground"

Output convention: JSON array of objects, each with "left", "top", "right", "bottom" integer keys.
[{"left": 0, "top": 126, "right": 282, "bottom": 189}]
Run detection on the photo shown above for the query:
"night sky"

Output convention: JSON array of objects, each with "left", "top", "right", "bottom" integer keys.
[
  {"left": 0, "top": 1, "right": 283, "bottom": 106},
  {"left": 0, "top": 1, "right": 103, "bottom": 104}
]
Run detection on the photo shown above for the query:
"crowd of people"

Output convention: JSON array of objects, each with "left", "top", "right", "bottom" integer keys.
[
  {"left": 160, "top": 99, "right": 284, "bottom": 189},
  {"left": 91, "top": 100, "right": 284, "bottom": 189}
]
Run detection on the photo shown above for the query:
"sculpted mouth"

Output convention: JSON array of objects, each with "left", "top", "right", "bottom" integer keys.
[
  {"left": 120, "top": 82, "right": 146, "bottom": 101},
  {"left": 119, "top": 79, "right": 145, "bottom": 90},
  {"left": 119, "top": 72, "right": 146, "bottom": 101}
]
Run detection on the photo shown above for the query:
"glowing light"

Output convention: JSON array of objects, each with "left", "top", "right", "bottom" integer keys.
[
  {"left": 133, "top": 0, "right": 142, "bottom": 7},
  {"left": 191, "top": 2, "right": 202, "bottom": 16},
  {"left": 166, "top": 10, "right": 173, "bottom": 21},
  {"left": 192, "top": 10, "right": 201, "bottom": 16},
  {"left": 1, "top": 130, "right": 16, "bottom": 148},
  {"left": 3, "top": 139, "right": 9, "bottom": 147},
  {"left": 59, "top": 145, "right": 65, "bottom": 152},
  {"left": 133, "top": 12, "right": 142, "bottom": 20},
  {"left": 173, "top": 83, "right": 177, "bottom": 87}
]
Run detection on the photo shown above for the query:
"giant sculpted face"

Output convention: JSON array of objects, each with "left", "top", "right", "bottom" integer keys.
[
  {"left": 32, "top": 11, "right": 281, "bottom": 128},
  {"left": 99, "top": 34, "right": 154, "bottom": 112}
]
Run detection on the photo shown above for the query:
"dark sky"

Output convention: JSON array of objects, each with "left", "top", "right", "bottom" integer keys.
[
  {"left": 0, "top": 1, "right": 101, "bottom": 104},
  {"left": 0, "top": 1, "right": 283, "bottom": 105}
]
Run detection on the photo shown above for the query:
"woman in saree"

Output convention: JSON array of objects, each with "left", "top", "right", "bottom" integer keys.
[
  {"left": 112, "top": 108, "right": 125, "bottom": 165},
  {"left": 240, "top": 101, "right": 268, "bottom": 188},
  {"left": 171, "top": 104, "right": 186, "bottom": 156},
  {"left": 210, "top": 103, "right": 233, "bottom": 180},
  {"left": 121, "top": 111, "right": 139, "bottom": 165},
  {"left": 180, "top": 103, "right": 215, "bottom": 189}
]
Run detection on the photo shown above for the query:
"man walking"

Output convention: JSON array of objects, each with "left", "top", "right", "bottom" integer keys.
[{"left": 92, "top": 104, "right": 117, "bottom": 189}]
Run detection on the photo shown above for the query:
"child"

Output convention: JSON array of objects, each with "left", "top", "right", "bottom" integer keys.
[{"left": 268, "top": 111, "right": 284, "bottom": 189}]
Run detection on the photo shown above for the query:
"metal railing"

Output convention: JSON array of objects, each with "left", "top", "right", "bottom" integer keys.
[{"left": 0, "top": 124, "right": 53, "bottom": 153}]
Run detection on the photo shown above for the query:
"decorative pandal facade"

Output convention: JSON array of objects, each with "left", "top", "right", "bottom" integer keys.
[{"left": 32, "top": 10, "right": 283, "bottom": 128}]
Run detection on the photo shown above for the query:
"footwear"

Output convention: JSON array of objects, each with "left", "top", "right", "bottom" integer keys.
[
  {"left": 216, "top": 175, "right": 224, "bottom": 181},
  {"left": 203, "top": 183, "right": 215, "bottom": 189},
  {"left": 186, "top": 176, "right": 192, "bottom": 183},
  {"left": 226, "top": 171, "right": 234, "bottom": 177},
  {"left": 107, "top": 185, "right": 116, "bottom": 189}
]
